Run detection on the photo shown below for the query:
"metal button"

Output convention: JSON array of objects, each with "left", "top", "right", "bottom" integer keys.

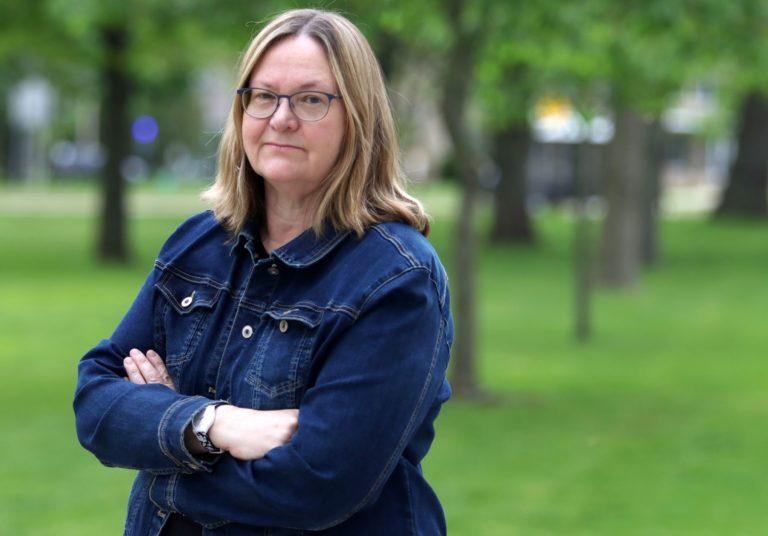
[
  {"left": 279, "top": 319, "right": 289, "bottom": 333},
  {"left": 181, "top": 295, "right": 193, "bottom": 307},
  {"left": 268, "top": 264, "right": 279, "bottom": 276},
  {"left": 157, "top": 509, "right": 167, "bottom": 517},
  {"left": 242, "top": 325, "right": 253, "bottom": 338},
  {"left": 207, "top": 385, "right": 216, "bottom": 395}
]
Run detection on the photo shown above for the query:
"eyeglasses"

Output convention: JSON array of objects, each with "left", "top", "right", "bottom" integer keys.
[{"left": 237, "top": 87, "right": 342, "bottom": 122}]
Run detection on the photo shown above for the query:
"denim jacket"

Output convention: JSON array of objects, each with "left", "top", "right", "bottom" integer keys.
[{"left": 73, "top": 211, "right": 453, "bottom": 535}]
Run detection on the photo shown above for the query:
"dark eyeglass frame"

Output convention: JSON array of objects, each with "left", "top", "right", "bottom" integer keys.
[{"left": 236, "top": 87, "right": 343, "bottom": 122}]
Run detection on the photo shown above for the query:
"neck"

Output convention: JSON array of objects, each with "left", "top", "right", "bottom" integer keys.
[{"left": 261, "top": 184, "right": 318, "bottom": 252}]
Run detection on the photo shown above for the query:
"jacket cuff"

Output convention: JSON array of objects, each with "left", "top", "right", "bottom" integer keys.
[{"left": 158, "top": 396, "right": 226, "bottom": 473}]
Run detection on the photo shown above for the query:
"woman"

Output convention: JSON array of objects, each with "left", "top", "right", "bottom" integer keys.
[{"left": 74, "top": 8, "right": 453, "bottom": 536}]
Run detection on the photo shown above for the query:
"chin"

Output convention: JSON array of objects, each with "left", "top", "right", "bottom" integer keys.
[{"left": 258, "top": 169, "right": 308, "bottom": 185}]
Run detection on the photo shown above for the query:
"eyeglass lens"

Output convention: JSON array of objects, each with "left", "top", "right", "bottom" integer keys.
[{"left": 241, "top": 89, "right": 331, "bottom": 121}]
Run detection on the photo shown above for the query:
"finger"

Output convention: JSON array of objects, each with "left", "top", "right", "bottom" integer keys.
[
  {"left": 123, "top": 357, "right": 147, "bottom": 384},
  {"left": 145, "top": 349, "right": 166, "bottom": 371},
  {"left": 129, "top": 348, "right": 160, "bottom": 384},
  {"left": 147, "top": 349, "right": 176, "bottom": 391}
]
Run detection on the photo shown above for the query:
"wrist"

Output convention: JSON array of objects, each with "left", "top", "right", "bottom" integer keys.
[
  {"left": 191, "top": 402, "right": 228, "bottom": 454},
  {"left": 184, "top": 423, "right": 207, "bottom": 455},
  {"left": 209, "top": 404, "right": 234, "bottom": 451}
]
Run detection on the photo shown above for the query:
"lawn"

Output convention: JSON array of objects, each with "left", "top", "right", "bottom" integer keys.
[{"left": 1, "top": 183, "right": 767, "bottom": 534}]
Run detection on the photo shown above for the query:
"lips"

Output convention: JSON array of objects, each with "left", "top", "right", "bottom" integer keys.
[{"left": 264, "top": 142, "right": 302, "bottom": 150}]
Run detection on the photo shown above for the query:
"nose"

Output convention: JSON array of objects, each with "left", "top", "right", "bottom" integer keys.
[{"left": 269, "top": 97, "right": 299, "bottom": 131}]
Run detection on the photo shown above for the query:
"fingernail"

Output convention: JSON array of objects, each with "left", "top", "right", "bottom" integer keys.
[
  {"left": 130, "top": 348, "right": 140, "bottom": 357},
  {"left": 147, "top": 349, "right": 156, "bottom": 357}
]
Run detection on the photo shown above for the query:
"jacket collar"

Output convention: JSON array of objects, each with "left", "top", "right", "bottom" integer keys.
[{"left": 228, "top": 218, "right": 350, "bottom": 268}]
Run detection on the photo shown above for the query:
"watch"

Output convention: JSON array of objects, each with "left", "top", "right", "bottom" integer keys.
[{"left": 191, "top": 402, "right": 227, "bottom": 454}]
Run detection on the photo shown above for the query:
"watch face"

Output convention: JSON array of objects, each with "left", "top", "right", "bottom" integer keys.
[
  {"left": 193, "top": 405, "right": 215, "bottom": 433},
  {"left": 192, "top": 412, "right": 204, "bottom": 429}
]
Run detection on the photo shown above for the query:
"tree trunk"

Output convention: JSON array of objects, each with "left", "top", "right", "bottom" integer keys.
[
  {"left": 441, "top": 0, "right": 485, "bottom": 399},
  {"left": 0, "top": 88, "right": 8, "bottom": 180},
  {"left": 490, "top": 123, "right": 535, "bottom": 243},
  {"left": 600, "top": 108, "right": 649, "bottom": 287},
  {"left": 716, "top": 91, "right": 768, "bottom": 217},
  {"left": 97, "top": 23, "right": 131, "bottom": 262},
  {"left": 641, "top": 120, "right": 664, "bottom": 266},
  {"left": 573, "top": 142, "right": 599, "bottom": 341}
]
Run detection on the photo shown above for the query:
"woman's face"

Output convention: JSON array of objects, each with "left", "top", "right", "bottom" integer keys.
[{"left": 242, "top": 34, "right": 346, "bottom": 199}]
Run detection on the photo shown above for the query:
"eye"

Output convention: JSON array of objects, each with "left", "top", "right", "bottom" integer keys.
[
  {"left": 298, "top": 93, "right": 325, "bottom": 106},
  {"left": 252, "top": 90, "right": 276, "bottom": 102}
]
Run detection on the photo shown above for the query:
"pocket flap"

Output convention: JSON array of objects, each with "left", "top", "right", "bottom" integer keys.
[
  {"left": 264, "top": 303, "right": 322, "bottom": 328},
  {"left": 156, "top": 271, "right": 222, "bottom": 314}
]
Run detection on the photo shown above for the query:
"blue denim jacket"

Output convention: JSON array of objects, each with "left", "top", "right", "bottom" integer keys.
[{"left": 74, "top": 211, "right": 453, "bottom": 535}]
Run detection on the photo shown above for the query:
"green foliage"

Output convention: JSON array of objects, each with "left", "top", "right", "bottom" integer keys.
[{"left": 2, "top": 186, "right": 768, "bottom": 533}]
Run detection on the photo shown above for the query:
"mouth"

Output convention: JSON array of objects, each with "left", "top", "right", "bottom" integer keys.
[{"left": 264, "top": 143, "right": 303, "bottom": 151}]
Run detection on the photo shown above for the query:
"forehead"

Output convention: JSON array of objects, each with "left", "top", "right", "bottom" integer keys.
[{"left": 249, "top": 34, "right": 336, "bottom": 91}]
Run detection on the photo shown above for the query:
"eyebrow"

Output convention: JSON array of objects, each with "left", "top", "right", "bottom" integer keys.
[{"left": 252, "top": 80, "right": 334, "bottom": 92}]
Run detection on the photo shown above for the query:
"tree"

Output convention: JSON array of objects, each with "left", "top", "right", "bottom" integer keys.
[
  {"left": 575, "top": 1, "right": 703, "bottom": 286},
  {"left": 716, "top": 91, "right": 768, "bottom": 217},
  {"left": 701, "top": 0, "right": 768, "bottom": 218},
  {"left": 2, "top": 0, "right": 289, "bottom": 261},
  {"left": 600, "top": 108, "right": 652, "bottom": 285}
]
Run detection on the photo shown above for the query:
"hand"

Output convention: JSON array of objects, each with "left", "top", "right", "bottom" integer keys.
[
  {"left": 210, "top": 405, "right": 299, "bottom": 461},
  {"left": 123, "top": 348, "right": 176, "bottom": 391}
]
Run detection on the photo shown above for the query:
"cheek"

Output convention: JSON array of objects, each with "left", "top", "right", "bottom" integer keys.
[
  {"left": 242, "top": 118, "right": 265, "bottom": 147},
  {"left": 312, "top": 120, "right": 345, "bottom": 165}
]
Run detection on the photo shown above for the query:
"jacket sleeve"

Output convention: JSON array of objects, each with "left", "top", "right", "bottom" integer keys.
[
  {"left": 73, "top": 264, "right": 223, "bottom": 475},
  {"left": 157, "top": 266, "right": 453, "bottom": 530}
]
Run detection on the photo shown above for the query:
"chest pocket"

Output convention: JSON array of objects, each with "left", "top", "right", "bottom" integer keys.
[
  {"left": 245, "top": 304, "right": 322, "bottom": 409},
  {"left": 155, "top": 270, "right": 223, "bottom": 367}
]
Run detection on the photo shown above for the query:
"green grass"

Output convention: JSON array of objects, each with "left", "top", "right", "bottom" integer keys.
[{"left": 2, "top": 186, "right": 767, "bottom": 534}]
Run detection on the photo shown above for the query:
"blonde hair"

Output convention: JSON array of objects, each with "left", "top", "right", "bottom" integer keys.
[{"left": 202, "top": 8, "right": 429, "bottom": 238}]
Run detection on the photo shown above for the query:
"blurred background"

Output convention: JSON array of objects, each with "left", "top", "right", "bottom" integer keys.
[{"left": 1, "top": 0, "right": 767, "bottom": 534}]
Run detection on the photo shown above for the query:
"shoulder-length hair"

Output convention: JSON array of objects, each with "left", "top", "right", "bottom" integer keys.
[{"left": 202, "top": 8, "right": 429, "bottom": 238}]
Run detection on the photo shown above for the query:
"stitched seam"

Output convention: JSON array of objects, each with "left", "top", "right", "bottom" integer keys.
[
  {"left": 154, "top": 261, "right": 231, "bottom": 292},
  {"left": 427, "top": 273, "right": 446, "bottom": 313},
  {"left": 280, "top": 230, "right": 350, "bottom": 267},
  {"left": 271, "top": 300, "right": 359, "bottom": 319},
  {"left": 154, "top": 285, "right": 221, "bottom": 321},
  {"left": 86, "top": 389, "right": 178, "bottom": 472},
  {"left": 147, "top": 474, "right": 160, "bottom": 514},
  {"left": 239, "top": 298, "right": 267, "bottom": 312},
  {"left": 246, "top": 319, "right": 276, "bottom": 394},
  {"left": 325, "top": 304, "right": 359, "bottom": 319},
  {"left": 154, "top": 300, "right": 168, "bottom": 365},
  {"left": 361, "top": 318, "right": 444, "bottom": 503},
  {"left": 216, "top": 262, "right": 257, "bottom": 394},
  {"left": 167, "top": 473, "right": 178, "bottom": 512},
  {"left": 124, "top": 473, "right": 147, "bottom": 536},
  {"left": 321, "top": 315, "right": 446, "bottom": 528},
  {"left": 404, "top": 465, "right": 418, "bottom": 536},
  {"left": 372, "top": 225, "right": 419, "bottom": 268},
  {"left": 158, "top": 397, "right": 195, "bottom": 468},
  {"left": 202, "top": 520, "right": 232, "bottom": 529},
  {"left": 359, "top": 266, "right": 428, "bottom": 311}
]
